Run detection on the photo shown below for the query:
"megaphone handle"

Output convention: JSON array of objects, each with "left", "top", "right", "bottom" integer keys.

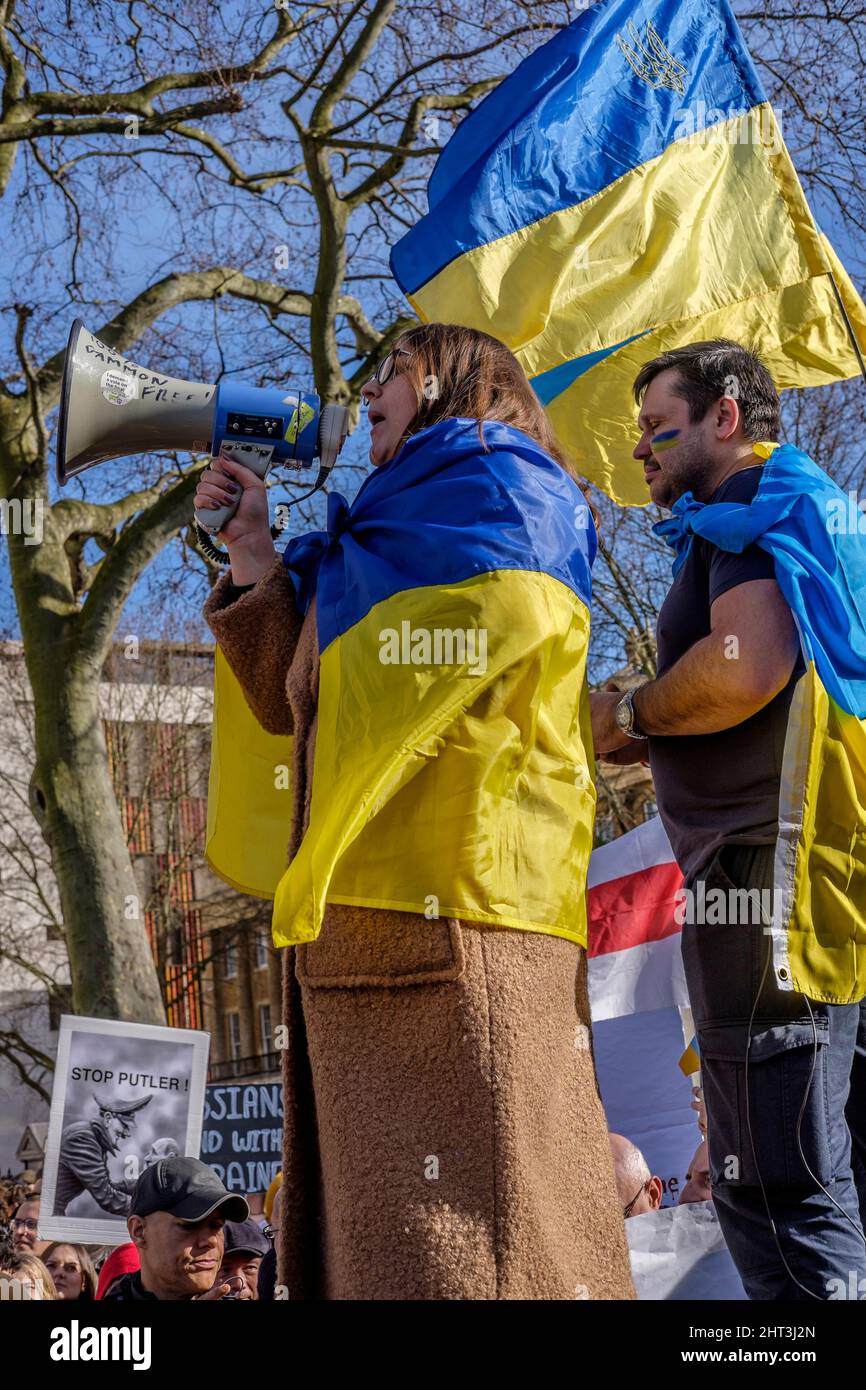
[{"left": 193, "top": 441, "right": 274, "bottom": 536}]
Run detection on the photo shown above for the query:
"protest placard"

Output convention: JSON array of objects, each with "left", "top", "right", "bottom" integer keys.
[
  {"left": 39, "top": 1015, "right": 210, "bottom": 1246},
  {"left": 627, "top": 1201, "right": 747, "bottom": 1300},
  {"left": 200, "top": 1082, "right": 282, "bottom": 1194}
]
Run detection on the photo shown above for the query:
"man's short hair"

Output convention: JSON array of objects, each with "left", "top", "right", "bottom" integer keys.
[{"left": 632, "top": 339, "right": 781, "bottom": 442}]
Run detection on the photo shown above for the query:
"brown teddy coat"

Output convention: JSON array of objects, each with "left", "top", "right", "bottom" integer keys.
[{"left": 205, "top": 556, "right": 635, "bottom": 1300}]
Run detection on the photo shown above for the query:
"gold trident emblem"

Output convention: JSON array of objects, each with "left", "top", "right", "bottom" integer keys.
[{"left": 616, "top": 19, "right": 689, "bottom": 96}]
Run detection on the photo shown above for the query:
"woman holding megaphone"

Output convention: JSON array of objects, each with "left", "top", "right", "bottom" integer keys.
[{"left": 196, "top": 323, "right": 634, "bottom": 1302}]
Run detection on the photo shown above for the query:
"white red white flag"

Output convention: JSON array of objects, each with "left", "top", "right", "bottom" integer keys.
[{"left": 587, "top": 815, "right": 688, "bottom": 1023}]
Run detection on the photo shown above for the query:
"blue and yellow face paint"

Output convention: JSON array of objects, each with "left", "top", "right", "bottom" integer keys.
[{"left": 649, "top": 429, "right": 681, "bottom": 455}]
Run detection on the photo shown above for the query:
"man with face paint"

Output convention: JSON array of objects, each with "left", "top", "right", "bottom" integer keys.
[
  {"left": 590, "top": 339, "right": 866, "bottom": 1302},
  {"left": 590, "top": 339, "right": 802, "bottom": 854},
  {"left": 55, "top": 1093, "right": 153, "bottom": 1216}
]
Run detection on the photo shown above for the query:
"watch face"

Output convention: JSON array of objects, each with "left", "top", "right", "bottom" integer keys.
[{"left": 615, "top": 697, "right": 631, "bottom": 731}]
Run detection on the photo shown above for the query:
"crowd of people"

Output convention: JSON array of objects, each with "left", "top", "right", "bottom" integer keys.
[
  {"left": 0, "top": 1163, "right": 282, "bottom": 1302},
  {"left": 1, "top": 1099, "right": 710, "bottom": 1302},
  {"left": 609, "top": 1084, "right": 710, "bottom": 1218}
]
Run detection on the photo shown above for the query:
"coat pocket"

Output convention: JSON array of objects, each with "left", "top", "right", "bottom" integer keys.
[
  {"left": 295, "top": 904, "right": 466, "bottom": 989},
  {"left": 699, "top": 1016, "right": 832, "bottom": 1189}
]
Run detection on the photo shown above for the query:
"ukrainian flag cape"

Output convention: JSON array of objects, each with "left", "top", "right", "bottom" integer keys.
[
  {"left": 655, "top": 444, "right": 866, "bottom": 1004},
  {"left": 208, "top": 418, "right": 598, "bottom": 950},
  {"left": 390, "top": 0, "right": 866, "bottom": 505}
]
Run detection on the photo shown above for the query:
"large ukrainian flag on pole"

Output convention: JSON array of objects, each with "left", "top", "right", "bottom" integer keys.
[{"left": 390, "top": 0, "right": 866, "bottom": 505}]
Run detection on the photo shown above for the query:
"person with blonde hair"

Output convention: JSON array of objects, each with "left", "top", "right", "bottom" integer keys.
[
  {"left": 0, "top": 1250, "right": 59, "bottom": 1300},
  {"left": 197, "top": 322, "right": 633, "bottom": 1301}
]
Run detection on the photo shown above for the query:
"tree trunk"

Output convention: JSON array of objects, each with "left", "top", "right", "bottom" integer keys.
[
  {"left": 3, "top": 412, "right": 165, "bottom": 1024},
  {"left": 28, "top": 669, "right": 165, "bottom": 1022}
]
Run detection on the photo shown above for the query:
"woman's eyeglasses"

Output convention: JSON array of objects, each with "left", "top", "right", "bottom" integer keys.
[{"left": 369, "top": 346, "right": 411, "bottom": 386}]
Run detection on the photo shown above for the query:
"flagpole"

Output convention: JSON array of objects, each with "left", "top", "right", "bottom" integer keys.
[{"left": 828, "top": 270, "right": 866, "bottom": 388}]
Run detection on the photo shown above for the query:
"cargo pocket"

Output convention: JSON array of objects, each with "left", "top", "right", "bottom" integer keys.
[
  {"left": 295, "top": 904, "right": 466, "bottom": 989},
  {"left": 699, "top": 1016, "right": 832, "bottom": 1189}
]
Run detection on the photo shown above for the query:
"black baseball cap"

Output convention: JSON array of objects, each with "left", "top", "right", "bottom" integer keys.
[
  {"left": 222, "top": 1218, "right": 271, "bottom": 1258},
  {"left": 131, "top": 1157, "right": 249, "bottom": 1222}
]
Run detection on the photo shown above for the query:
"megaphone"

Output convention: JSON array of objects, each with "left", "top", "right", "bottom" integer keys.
[{"left": 56, "top": 319, "right": 351, "bottom": 546}]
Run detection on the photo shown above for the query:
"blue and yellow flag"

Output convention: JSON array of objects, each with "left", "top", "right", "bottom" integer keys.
[
  {"left": 205, "top": 644, "right": 294, "bottom": 901},
  {"left": 207, "top": 418, "right": 599, "bottom": 950},
  {"left": 655, "top": 443, "right": 866, "bottom": 1005},
  {"left": 390, "top": 0, "right": 866, "bottom": 506}
]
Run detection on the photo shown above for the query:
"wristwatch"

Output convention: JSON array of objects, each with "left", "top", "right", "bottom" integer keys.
[{"left": 614, "top": 688, "right": 648, "bottom": 740}]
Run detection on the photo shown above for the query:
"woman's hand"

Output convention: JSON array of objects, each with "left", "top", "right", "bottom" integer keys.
[{"left": 194, "top": 452, "right": 275, "bottom": 585}]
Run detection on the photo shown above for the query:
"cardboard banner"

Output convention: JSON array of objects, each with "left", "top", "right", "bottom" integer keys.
[
  {"left": 200, "top": 1082, "right": 283, "bottom": 1194},
  {"left": 627, "top": 1201, "right": 746, "bottom": 1300},
  {"left": 39, "top": 1016, "right": 209, "bottom": 1247}
]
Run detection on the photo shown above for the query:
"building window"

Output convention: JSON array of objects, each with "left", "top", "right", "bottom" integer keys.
[
  {"left": 254, "top": 928, "right": 269, "bottom": 971},
  {"left": 224, "top": 943, "right": 237, "bottom": 979},
  {"left": 227, "top": 1012, "right": 241, "bottom": 1060},
  {"left": 259, "top": 1004, "right": 272, "bottom": 1054},
  {"left": 48, "top": 986, "right": 73, "bottom": 1032}
]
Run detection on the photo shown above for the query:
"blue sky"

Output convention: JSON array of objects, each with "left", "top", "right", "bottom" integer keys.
[{"left": 0, "top": 1, "right": 863, "bottom": 645}]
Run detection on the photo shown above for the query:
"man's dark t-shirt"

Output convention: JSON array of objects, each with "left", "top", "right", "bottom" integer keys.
[
  {"left": 648, "top": 464, "right": 804, "bottom": 884},
  {"left": 100, "top": 1270, "right": 158, "bottom": 1301}
]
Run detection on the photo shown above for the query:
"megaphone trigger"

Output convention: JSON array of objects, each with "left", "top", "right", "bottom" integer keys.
[{"left": 192, "top": 441, "right": 275, "bottom": 537}]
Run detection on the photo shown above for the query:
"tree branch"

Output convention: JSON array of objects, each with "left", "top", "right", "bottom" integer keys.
[
  {"left": 0, "top": 1031, "right": 53, "bottom": 1101},
  {"left": 343, "top": 81, "right": 502, "bottom": 208}
]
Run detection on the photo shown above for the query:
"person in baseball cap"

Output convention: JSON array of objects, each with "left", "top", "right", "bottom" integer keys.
[
  {"left": 213, "top": 1219, "right": 272, "bottom": 1300},
  {"left": 102, "top": 1158, "right": 249, "bottom": 1301}
]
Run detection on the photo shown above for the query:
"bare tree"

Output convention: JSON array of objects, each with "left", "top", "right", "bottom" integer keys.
[
  {"left": 0, "top": 1, "right": 577, "bottom": 1021},
  {"left": 0, "top": 0, "right": 863, "bottom": 1026},
  {"left": 0, "top": 634, "right": 273, "bottom": 1100}
]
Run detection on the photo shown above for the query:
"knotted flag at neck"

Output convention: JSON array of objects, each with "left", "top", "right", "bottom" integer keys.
[
  {"left": 208, "top": 415, "right": 601, "bottom": 953},
  {"left": 281, "top": 415, "right": 595, "bottom": 654}
]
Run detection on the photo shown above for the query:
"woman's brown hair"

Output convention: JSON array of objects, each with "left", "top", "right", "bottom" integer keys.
[
  {"left": 385, "top": 322, "right": 598, "bottom": 523},
  {"left": 393, "top": 323, "right": 570, "bottom": 465},
  {"left": 42, "top": 1241, "right": 98, "bottom": 1300}
]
